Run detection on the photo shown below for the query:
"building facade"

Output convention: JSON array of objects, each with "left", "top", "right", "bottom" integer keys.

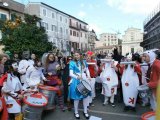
[
  {"left": 25, "top": 2, "right": 70, "bottom": 53},
  {"left": 87, "top": 29, "right": 97, "bottom": 51},
  {"left": 122, "top": 28, "right": 143, "bottom": 56},
  {"left": 99, "top": 33, "right": 118, "bottom": 46},
  {"left": 95, "top": 45, "right": 116, "bottom": 54},
  {"left": 141, "top": 5, "right": 160, "bottom": 50},
  {"left": 69, "top": 16, "right": 88, "bottom": 53},
  {"left": 0, "top": 0, "right": 25, "bottom": 53}
]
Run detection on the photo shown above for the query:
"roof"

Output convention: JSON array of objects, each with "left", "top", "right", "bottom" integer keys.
[
  {"left": 95, "top": 45, "right": 116, "bottom": 50},
  {"left": 0, "top": 0, "right": 25, "bottom": 14},
  {"left": 28, "top": 2, "right": 88, "bottom": 25}
]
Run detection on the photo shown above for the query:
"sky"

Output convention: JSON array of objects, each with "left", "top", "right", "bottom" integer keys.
[{"left": 15, "top": 0, "right": 160, "bottom": 37}]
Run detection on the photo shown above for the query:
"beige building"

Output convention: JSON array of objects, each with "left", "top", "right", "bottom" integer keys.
[
  {"left": 0, "top": 0, "right": 25, "bottom": 53},
  {"left": 99, "top": 33, "right": 118, "bottom": 46},
  {"left": 88, "top": 29, "right": 97, "bottom": 51},
  {"left": 69, "top": 16, "right": 88, "bottom": 53},
  {"left": 95, "top": 40, "right": 104, "bottom": 48},
  {"left": 122, "top": 27, "right": 143, "bottom": 56},
  {"left": 95, "top": 45, "right": 116, "bottom": 54}
]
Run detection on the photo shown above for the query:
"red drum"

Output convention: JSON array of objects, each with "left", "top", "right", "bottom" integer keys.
[
  {"left": 23, "top": 93, "right": 48, "bottom": 120},
  {"left": 0, "top": 98, "right": 3, "bottom": 112},
  {"left": 141, "top": 111, "right": 155, "bottom": 120},
  {"left": 39, "top": 85, "right": 59, "bottom": 110}
]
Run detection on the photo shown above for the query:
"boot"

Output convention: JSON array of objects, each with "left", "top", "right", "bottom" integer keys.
[
  {"left": 58, "top": 96, "right": 65, "bottom": 111},
  {"left": 67, "top": 101, "right": 72, "bottom": 111}
]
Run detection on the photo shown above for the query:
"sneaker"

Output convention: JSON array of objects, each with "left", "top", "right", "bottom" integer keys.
[
  {"left": 103, "top": 100, "right": 108, "bottom": 106},
  {"left": 74, "top": 113, "right": 80, "bottom": 119},
  {"left": 90, "top": 103, "right": 95, "bottom": 107},
  {"left": 111, "top": 103, "right": 115, "bottom": 107}
]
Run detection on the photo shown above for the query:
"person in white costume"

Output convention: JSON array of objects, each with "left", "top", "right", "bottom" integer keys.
[
  {"left": 121, "top": 53, "right": 140, "bottom": 112},
  {"left": 2, "top": 60, "right": 23, "bottom": 120},
  {"left": 28, "top": 53, "right": 37, "bottom": 66},
  {"left": 143, "top": 50, "right": 159, "bottom": 111},
  {"left": 86, "top": 51, "right": 98, "bottom": 107},
  {"left": 18, "top": 52, "right": 30, "bottom": 87},
  {"left": 140, "top": 54, "right": 149, "bottom": 106},
  {"left": 100, "top": 55, "right": 118, "bottom": 107},
  {"left": 26, "top": 58, "right": 46, "bottom": 91}
]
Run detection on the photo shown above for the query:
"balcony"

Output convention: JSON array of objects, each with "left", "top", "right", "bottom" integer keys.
[
  {"left": 80, "top": 27, "right": 88, "bottom": 32},
  {"left": 69, "top": 23, "right": 80, "bottom": 30}
]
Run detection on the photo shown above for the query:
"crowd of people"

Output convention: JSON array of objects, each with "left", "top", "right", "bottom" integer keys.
[{"left": 0, "top": 48, "right": 159, "bottom": 120}]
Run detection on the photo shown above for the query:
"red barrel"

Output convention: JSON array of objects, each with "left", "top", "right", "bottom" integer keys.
[{"left": 141, "top": 111, "right": 155, "bottom": 120}]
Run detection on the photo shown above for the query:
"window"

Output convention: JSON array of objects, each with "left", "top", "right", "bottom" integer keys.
[
  {"left": 41, "top": 22, "right": 48, "bottom": 30},
  {"left": 51, "top": 25, "right": 56, "bottom": 32},
  {"left": 0, "top": 14, "right": 7, "bottom": 20},
  {"left": 131, "top": 48, "right": 134, "bottom": 53},
  {"left": 60, "top": 27, "right": 63, "bottom": 34},
  {"left": 11, "top": 14, "right": 16, "bottom": 21},
  {"left": 66, "top": 29, "right": 68, "bottom": 34},
  {"left": 65, "top": 18, "right": 67, "bottom": 23},
  {"left": 60, "top": 16, "right": 62, "bottom": 22},
  {"left": 52, "top": 13, "right": 55, "bottom": 18},
  {"left": 85, "top": 34, "right": 87, "bottom": 38},
  {"left": 77, "top": 32, "right": 79, "bottom": 37},
  {"left": 81, "top": 32, "right": 82, "bottom": 37},
  {"left": 76, "top": 22, "right": 78, "bottom": 28},
  {"left": 70, "top": 30, "right": 72, "bottom": 35},
  {"left": 43, "top": 9, "right": 46, "bottom": 16},
  {"left": 73, "top": 31, "right": 76, "bottom": 36}
]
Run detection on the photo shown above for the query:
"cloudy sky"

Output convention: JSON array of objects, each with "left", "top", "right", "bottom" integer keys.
[{"left": 15, "top": 0, "right": 160, "bottom": 37}]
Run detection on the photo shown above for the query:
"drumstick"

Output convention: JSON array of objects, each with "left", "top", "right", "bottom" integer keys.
[
  {"left": 120, "top": 61, "right": 136, "bottom": 65},
  {"left": 142, "top": 76, "right": 150, "bottom": 80},
  {"left": 140, "top": 63, "right": 148, "bottom": 66},
  {"left": 43, "top": 79, "right": 50, "bottom": 81}
]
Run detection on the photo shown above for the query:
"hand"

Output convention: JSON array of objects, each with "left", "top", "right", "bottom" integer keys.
[
  {"left": 37, "top": 83, "right": 43, "bottom": 86},
  {"left": 18, "top": 94, "right": 23, "bottom": 99},
  {"left": 56, "top": 65, "right": 61, "bottom": 70},
  {"left": 43, "top": 79, "right": 50, "bottom": 81},
  {"left": 77, "top": 76, "right": 82, "bottom": 80},
  {"left": 88, "top": 77, "right": 91, "bottom": 81},
  {"left": 30, "top": 86, "right": 35, "bottom": 90},
  {"left": 48, "top": 72, "right": 52, "bottom": 76}
]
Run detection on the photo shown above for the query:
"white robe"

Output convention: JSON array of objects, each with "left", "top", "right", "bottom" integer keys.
[
  {"left": 25, "top": 66, "right": 45, "bottom": 87},
  {"left": 121, "top": 65, "right": 139, "bottom": 107},
  {"left": 18, "top": 59, "right": 30, "bottom": 84},
  {"left": 2, "top": 74, "right": 22, "bottom": 113},
  {"left": 100, "top": 62, "right": 118, "bottom": 97}
]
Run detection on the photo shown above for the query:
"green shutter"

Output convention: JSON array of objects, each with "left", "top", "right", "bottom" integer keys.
[{"left": 0, "top": 14, "right": 7, "bottom": 20}]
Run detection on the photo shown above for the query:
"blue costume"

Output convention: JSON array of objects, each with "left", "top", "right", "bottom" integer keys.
[{"left": 68, "top": 60, "right": 88, "bottom": 100}]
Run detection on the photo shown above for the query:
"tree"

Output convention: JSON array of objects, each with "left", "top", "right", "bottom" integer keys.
[{"left": 0, "top": 14, "right": 55, "bottom": 57}]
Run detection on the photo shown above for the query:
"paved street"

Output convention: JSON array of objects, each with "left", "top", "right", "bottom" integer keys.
[{"left": 42, "top": 91, "right": 150, "bottom": 120}]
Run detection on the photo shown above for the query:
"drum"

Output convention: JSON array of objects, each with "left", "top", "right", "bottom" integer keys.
[
  {"left": 76, "top": 80, "right": 92, "bottom": 96},
  {"left": 0, "top": 98, "right": 3, "bottom": 112},
  {"left": 39, "top": 85, "right": 59, "bottom": 110},
  {"left": 23, "top": 93, "right": 48, "bottom": 120},
  {"left": 141, "top": 111, "right": 155, "bottom": 120},
  {"left": 137, "top": 85, "right": 151, "bottom": 98}
]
